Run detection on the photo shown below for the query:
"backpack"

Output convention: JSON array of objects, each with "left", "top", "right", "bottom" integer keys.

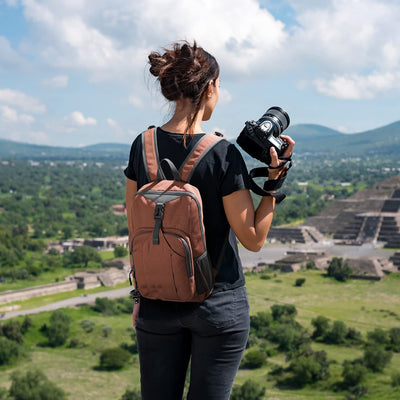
[{"left": 128, "top": 127, "right": 223, "bottom": 302}]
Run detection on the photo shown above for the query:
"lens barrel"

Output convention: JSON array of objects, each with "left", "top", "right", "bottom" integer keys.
[{"left": 258, "top": 106, "right": 290, "bottom": 136}]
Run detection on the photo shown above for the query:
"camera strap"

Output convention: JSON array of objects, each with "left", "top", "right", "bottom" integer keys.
[{"left": 248, "top": 158, "right": 292, "bottom": 204}]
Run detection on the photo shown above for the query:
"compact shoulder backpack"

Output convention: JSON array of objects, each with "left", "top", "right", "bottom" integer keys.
[{"left": 129, "top": 127, "right": 223, "bottom": 302}]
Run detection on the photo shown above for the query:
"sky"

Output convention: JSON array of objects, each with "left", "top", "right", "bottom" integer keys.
[{"left": 0, "top": 0, "right": 399, "bottom": 147}]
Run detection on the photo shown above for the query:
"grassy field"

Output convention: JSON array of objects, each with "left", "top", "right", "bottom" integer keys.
[{"left": 0, "top": 269, "right": 399, "bottom": 400}]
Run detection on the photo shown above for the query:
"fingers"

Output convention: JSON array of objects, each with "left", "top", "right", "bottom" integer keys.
[
  {"left": 269, "top": 147, "right": 280, "bottom": 168},
  {"left": 280, "top": 135, "right": 295, "bottom": 158}
]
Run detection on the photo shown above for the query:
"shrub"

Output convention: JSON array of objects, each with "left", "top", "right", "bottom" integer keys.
[
  {"left": 342, "top": 360, "right": 367, "bottom": 388},
  {"left": 0, "top": 337, "right": 23, "bottom": 366},
  {"left": 294, "top": 278, "right": 306, "bottom": 287},
  {"left": 388, "top": 327, "right": 400, "bottom": 352},
  {"left": 80, "top": 319, "right": 95, "bottom": 333},
  {"left": 269, "top": 323, "right": 309, "bottom": 352},
  {"left": 103, "top": 326, "right": 112, "bottom": 338},
  {"left": 0, "top": 320, "right": 23, "bottom": 344},
  {"left": 391, "top": 372, "right": 400, "bottom": 387},
  {"left": 21, "top": 316, "right": 33, "bottom": 334},
  {"left": 92, "top": 297, "right": 120, "bottom": 316},
  {"left": 306, "top": 261, "right": 316, "bottom": 270},
  {"left": 346, "top": 327, "right": 363, "bottom": 344},
  {"left": 363, "top": 344, "right": 392, "bottom": 372},
  {"left": 120, "top": 388, "right": 141, "bottom": 400},
  {"left": 250, "top": 311, "right": 273, "bottom": 338},
  {"left": 9, "top": 369, "right": 67, "bottom": 400},
  {"left": 114, "top": 245, "right": 128, "bottom": 258},
  {"left": 271, "top": 304, "right": 297, "bottom": 322},
  {"left": 323, "top": 320, "right": 347, "bottom": 344},
  {"left": 366, "top": 328, "right": 389, "bottom": 346},
  {"left": 230, "top": 379, "right": 265, "bottom": 400},
  {"left": 240, "top": 348, "right": 266, "bottom": 369},
  {"left": 99, "top": 347, "right": 131, "bottom": 370},
  {"left": 311, "top": 316, "right": 330, "bottom": 340},
  {"left": 259, "top": 273, "right": 272, "bottom": 280},
  {"left": 46, "top": 310, "right": 71, "bottom": 347},
  {"left": 327, "top": 257, "right": 352, "bottom": 282}
]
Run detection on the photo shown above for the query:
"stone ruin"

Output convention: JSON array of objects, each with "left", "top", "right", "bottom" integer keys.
[{"left": 305, "top": 175, "right": 400, "bottom": 248}]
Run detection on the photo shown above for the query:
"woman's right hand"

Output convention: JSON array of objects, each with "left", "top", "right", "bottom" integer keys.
[{"left": 268, "top": 135, "right": 295, "bottom": 180}]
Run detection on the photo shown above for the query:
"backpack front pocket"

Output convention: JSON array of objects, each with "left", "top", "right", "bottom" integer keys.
[{"left": 131, "top": 231, "right": 195, "bottom": 301}]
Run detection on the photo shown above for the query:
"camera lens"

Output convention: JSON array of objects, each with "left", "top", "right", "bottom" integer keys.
[{"left": 258, "top": 106, "right": 290, "bottom": 137}]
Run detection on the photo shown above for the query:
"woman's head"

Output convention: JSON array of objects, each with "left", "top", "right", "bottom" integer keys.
[{"left": 148, "top": 41, "right": 219, "bottom": 134}]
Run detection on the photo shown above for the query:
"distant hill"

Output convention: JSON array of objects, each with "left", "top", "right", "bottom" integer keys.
[
  {"left": 286, "top": 121, "right": 400, "bottom": 157},
  {"left": 0, "top": 139, "right": 131, "bottom": 160},
  {"left": 1, "top": 120, "right": 399, "bottom": 160}
]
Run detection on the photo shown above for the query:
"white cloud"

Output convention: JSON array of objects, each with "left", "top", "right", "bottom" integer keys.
[
  {"left": 0, "top": 105, "right": 35, "bottom": 124},
  {"left": 41, "top": 75, "right": 69, "bottom": 88},
  {"left": 128, "top": 95, "right": 143, "bottom": 108},
  {"left": 107, "top": 118, "right": 118, "bottom": 128},
  {"left": 0, "top": 36, "right": 27, "bottom": 70},
  {"left": 218, "top": 88, "right": 232, "bottom": 105},
  {"left": 65, "top": 111, "right": 97, "bottom": 126},
  {"left": 19, "top": 0, "right": 288, "bottom": 79},
  {"left": 0, "top": 89, "right": 46, "bottom": 114},
  {"left": 314, "top": 71, "right": 400, "bottom": 100}
]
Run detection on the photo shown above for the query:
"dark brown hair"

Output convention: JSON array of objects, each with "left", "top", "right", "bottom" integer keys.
[{"left": 148, "top": 41, "right": 219, "bottom": 138}]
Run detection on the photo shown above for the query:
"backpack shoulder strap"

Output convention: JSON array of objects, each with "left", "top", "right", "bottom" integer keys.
[
  {"left": 180, "top": 134, "right": 223, "bottom": 182},
  {"left": 142, "top": 127, "right": 159, "bottom": 181}
]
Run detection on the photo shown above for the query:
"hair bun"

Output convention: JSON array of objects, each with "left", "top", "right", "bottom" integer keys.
[{"left": 148, "top": 52, "right": 167, "bottom": 78}]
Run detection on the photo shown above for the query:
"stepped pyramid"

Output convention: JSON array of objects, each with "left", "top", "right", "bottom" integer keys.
[{"left": 305, "top": 175, "right": 400, "bottom": 247}]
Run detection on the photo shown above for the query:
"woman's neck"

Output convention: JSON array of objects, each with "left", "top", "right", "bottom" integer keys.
[{"left": 161, "top": 99, "right": 205, "bottom": 134}]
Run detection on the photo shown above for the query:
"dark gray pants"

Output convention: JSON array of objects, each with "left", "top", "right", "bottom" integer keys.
[{"left": 136, "top": 286, "right": 250, "bottom": 400}]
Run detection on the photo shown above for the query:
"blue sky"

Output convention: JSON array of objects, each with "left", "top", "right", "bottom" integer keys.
[{"left": 0, "top": 0, "right": 399, "bottom": 147}]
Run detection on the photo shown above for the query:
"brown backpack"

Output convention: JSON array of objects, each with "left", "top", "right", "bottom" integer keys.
[{"left": 128, "top": 127, "right": 223, "bottom": 302}]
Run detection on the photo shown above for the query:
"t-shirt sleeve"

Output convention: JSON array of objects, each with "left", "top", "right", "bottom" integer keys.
[
  {"left": 124, "top": 135, "right": 141, "bottom": 181},
  {"left": 220, "top": 142, "right": 251, "bottom": 197}
]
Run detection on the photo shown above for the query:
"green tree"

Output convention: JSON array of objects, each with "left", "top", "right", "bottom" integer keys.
[
  {"left": 389, "top": 327, "right": 400, "bottom": 352},
  {"left": 64, "top": 245, "right": 102, "bottom": 268},
  {"left": 323, "top": 320, "right": 347, "bottom": 344},
  {"left": 271, "top": 304, "right": 297, "bottom": 322},
  {"left": 230, "top": 379, "right": 265, "bottom": 400},
  {"left": 363, "top": 344, "right": 392, "bottom": 372},
  {"left": 114, "top": 245, "right": 128, "bottom": 258},
  {"left": 294, "top": 278, "right": 306, "bottom": 287},
  {"left": 99, "top": 347, "right": 131, "bottom": 370},
  {"left": 367, "top": 328, "right": 389, "bottom": 346},
  {"left": 9, "top": 369, "right": 67, "bottom": 400},
  {"left": 240, "top": 348, "right": 266, "bottom": 369},
  {"left": 0, "top": 337, "right": 23, "bottom": 366},
  {"left": 342, "top": 360, "right": 367, "bottom": 388},
  {"left": 288, "top": 350, "right": 329, "bottom": 387},
  {"left": 327, "top": 257, "right": 352, "bottom": 282},
  {"left": 311, "top": 316, "right": 330, "bottom": 340},
  {"left": 46, "top": 310, "right": 71, "bottom": 347},
  {"left": 92, "top": 297, "right": 120, "bottom": 316},
  {"left": 1, "top": 320, "right": 23, "bottom": 344}
]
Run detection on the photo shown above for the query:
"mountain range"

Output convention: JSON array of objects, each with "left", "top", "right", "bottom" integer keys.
[{"left": 0, "top": 121, "right": 399, "bottom": 160}]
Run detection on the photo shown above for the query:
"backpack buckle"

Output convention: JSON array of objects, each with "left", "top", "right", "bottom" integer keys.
[{"left": 153, "top": 203, "right": 164, "bottom": 245}]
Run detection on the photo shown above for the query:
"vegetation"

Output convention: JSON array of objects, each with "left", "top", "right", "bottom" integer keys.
[
  {"left": 8, "top": 369, "right": 67, "bottom": 400},
  {"left": 0, "top": 271, "right": 399, "bottom": 399}
]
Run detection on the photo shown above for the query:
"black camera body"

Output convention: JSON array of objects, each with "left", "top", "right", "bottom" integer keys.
[{"left": 237, "top": 106, "right": 290, "bottom": 165}]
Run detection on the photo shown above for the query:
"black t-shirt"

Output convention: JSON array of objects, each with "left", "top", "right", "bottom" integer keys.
[{"left": 124, "top": 128, "right": 251, "bottom": 314}]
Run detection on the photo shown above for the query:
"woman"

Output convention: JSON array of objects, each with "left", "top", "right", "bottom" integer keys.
[{"left": 125, "top": 41, "right": 294, "bottom": 400}]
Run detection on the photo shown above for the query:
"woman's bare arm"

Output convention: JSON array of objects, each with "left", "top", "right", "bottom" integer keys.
[{"left": 223, "top": 135, "right": 294, "bottom": 252}]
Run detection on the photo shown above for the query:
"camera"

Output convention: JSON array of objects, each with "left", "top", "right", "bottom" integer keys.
[{"left": 236, "top": 106, "right": 290, "bottom": 165}]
